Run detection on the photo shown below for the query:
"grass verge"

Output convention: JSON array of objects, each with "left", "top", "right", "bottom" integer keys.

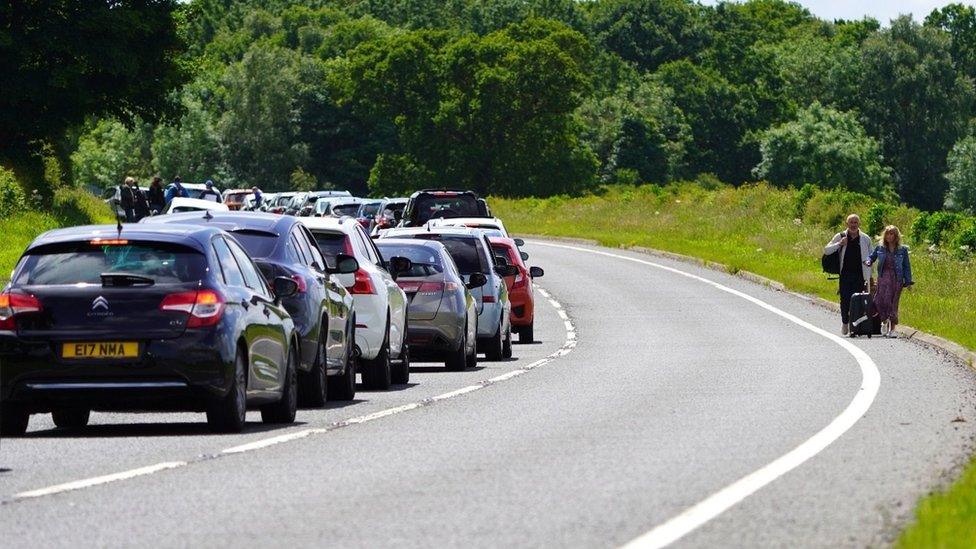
[
  {"left": 1, "top": 188, "right": 114, "bottom": 283},
  {"left": 492, "top": 182, "right": 976, "bottom": 546}
]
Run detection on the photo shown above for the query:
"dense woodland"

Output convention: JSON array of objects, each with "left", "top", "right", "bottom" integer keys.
[{"left": 6, "top": 0, "right": 976, "bottom": 214}]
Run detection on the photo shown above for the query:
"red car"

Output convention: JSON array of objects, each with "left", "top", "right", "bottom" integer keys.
[{"left": 488, "top": 237, "right": 544, "bottom": 342}]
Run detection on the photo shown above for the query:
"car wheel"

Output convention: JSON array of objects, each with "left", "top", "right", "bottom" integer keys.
[
  {"left": 299, "top": 326, "right": 328, "bottom": 408},
  {"left": 328, "top": 322, "right": 357, "bottom": 401},
  {"left": 446, "top": 329, "right": 467, "bottom": 371},
  {"left": 207, "top": 348, "right": 247, "bottom": 433},
  {"left": 519, "top": 323, "right": 534, "bottom": 344},
  {"left": 52, "top": 408, "right": 90, "bottom": 430},
  {"left": 261, "top": 345, "right": 298, "bottom": 424},
  {"left": 392, "top": 317, "right": 410, "bottom": 384},
  {"left": 465, "top": 319, "right": 478, "bottom": 369},
  {"left": 362, "top": 329, "right": 392, "bottom": 391},
  {"left": 0, "top": 403, "right": 30, "bottom": 436},
  {"left": 483, "top": 319, "right": 504, "bottom": 361},
  {"left": 502, "top": 324, "right": 513, "bottom": 359}
]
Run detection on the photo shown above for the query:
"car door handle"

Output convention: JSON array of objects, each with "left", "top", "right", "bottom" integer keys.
[{"left": 241, "top": 300, "right": 249, "bottom": 310}]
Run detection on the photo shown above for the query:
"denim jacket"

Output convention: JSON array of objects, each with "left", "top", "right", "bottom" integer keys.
[{"left": 867, "top": 245, "right": 914, "bottom": 286}]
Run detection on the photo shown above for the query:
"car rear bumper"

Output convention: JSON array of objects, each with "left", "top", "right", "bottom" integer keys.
[
  {"left": 509, "top": 289, "right": 534, "bottom": 326},
  {"left": 0, "top": 332, "right": 233, "bottom": 412},
  {"left": 405, "top": 319, "right": 462, "bottom": 359}
]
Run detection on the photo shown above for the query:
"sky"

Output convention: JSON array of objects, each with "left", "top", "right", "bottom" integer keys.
[{"left": 699, "top": 0, "right": 976, "bottom": 24}]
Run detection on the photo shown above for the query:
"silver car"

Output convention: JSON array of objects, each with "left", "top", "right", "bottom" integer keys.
[
  {"left": 381, "top": 227, "right": 516, "bottom": 361},
  {"left": 375, "top": 239, "right": 482, "bottom": 370}
]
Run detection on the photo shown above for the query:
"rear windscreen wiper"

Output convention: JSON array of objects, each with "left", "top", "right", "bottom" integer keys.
[{"left": 100, "top": 272, "right": 156, "bottom": 287}]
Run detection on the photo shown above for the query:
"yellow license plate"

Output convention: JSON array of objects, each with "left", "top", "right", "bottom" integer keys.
[{"left": 62, "top": 342, "right": 139, "bottom": 359}]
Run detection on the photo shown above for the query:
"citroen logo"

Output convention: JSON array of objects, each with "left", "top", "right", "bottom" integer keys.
[{"left": 92, "top": 296, "right": 109, "bottom": 311}]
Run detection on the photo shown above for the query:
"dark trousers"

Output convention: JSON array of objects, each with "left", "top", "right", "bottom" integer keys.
[{"left": 839, "top": 272, "right": 865, "bottom": 323}]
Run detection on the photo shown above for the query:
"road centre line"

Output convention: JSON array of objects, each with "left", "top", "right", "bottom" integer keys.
[
  {"left": 9, "top": 286, "right": 577, "bottom": 502},
  {"left": 531, "top": 242, "right": 881, "bottom": 549}
]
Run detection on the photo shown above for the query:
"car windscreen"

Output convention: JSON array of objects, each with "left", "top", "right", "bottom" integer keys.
[
  {"left": 227, "top": 230, "right": 278, "bottom": 259},
  {"left": 309, "top": 230, "right": 347, "bottom": 260},
  {"left": 14, "top": 241, "right": 207, "bottom": 285},
  {"left": 375, "top": 244, "right": 444, "bottom": 274},
  {"left": 414, "top": 194, "right": 481, "bottom": 223},
  {"left": 333, "top": 203, "right": 361, "bottom": 216},
  {"left": 408, "top": 235, "right": 487, "bottom": 274}
]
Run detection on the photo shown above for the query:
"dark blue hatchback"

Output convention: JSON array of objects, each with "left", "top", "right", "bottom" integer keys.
[{"left": 0, "top": 224, "right": 300, "bottom": 435}]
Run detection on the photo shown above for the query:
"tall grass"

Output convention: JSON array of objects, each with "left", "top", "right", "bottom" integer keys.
[
  {"left": 1, "top": 188, "right": 114, "bottom": 284},
  {"left": 492, "top": 182, "right": 976, "bottom": 351}
]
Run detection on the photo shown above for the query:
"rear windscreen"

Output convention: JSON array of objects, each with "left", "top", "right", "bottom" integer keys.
[
  {"left": 360, "top": 203, "right": 382, "bottom": 217},
  {"left": 310, "top": 231, "right": 348, "bottom": 260},
  {"left": 14, "top": 242, "right": 207, "bottom": 285},
  {"left": 333, "top": 203, "right": 361, "bottom": 216},
  {"left": 409, "top": 235, "right": 487, "bottom": 274},
  {"left": 414, "top": 195, "right": 481, "bottom": 223},
  {"left": 375, "top": 244, "right": 444, "bottom": 274},
  {"left": 228, "top": 231, "right": 278, "bottom": 259}
]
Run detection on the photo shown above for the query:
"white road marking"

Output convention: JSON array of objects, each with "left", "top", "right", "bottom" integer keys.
[
  {"left": 532, "top": 242, "right": 881, "bottom": 549},
  {"left": 10, "top": 286, "right": 577, "bottom": 502},
  {"left": 14, "top": 462, "right": 187, "bottom": 500}
]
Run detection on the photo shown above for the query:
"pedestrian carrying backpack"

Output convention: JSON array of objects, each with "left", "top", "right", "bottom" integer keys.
[{"left": 821, "top": 250, "right": 840, "bottom": 279}]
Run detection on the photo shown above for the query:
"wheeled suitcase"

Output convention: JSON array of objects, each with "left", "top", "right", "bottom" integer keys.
[{"left": 849, "top": 291, "right": 882, "bottom": 338}]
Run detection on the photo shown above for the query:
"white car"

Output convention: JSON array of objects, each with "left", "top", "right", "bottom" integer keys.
[
  {"left": 428, "top": 217, "right": 510, "bottom": 237},
  {"left": 300, "top": 216, "right": 410, "bottom": 389},
  {"left": 161, "top": 197, "right": 230, "bottom": 214},
  {"left": 382, "top": 226, "right": 515, "bottom": 360},
  {"left": 312, "top": 197, "right": 363, "bottom": 218}
]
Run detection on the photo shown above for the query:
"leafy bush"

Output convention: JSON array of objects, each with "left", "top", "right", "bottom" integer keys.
[
  {"left": 0, "top": 167, "right": 27, "bottom": 218},
  {"left": 801, "top": 187, "right": 873, "bottom": 228},
  {"left": 925, "top": 211, "right": 965, "bottom": 246},
  {"left": 793, "top": 183, "right": 816, "bottom": 219},
  {"left": 910, "top": 212, "right": 931, "bottom": 244},
  {"left": 865, "top": 202, "right": 893, "bottom": 237},
  {"left": 951, "top": 222, "right": 976, "bottom": 255}
]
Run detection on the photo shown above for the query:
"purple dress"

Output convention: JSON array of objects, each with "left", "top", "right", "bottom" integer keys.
[{"left": 875, "top": 253, "right": 902, "bottom": 324}]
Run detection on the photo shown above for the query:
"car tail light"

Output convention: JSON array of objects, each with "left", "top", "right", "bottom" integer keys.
[
  {"left": 348, "top": 269, "right": 376, "bottom": 294},
  {"left": 160, "top": 290, "right": 225, "bottom": 328},
  {"left": 291, "top": 274, "right": 308, "bottom": 294},
  {"left": 482, "top": 295, "right": 496, "bottom": 303},
  {"left": 0, "top": 291, "right": 43, "bottom": 330},
  {"left": 397, "top": 280, "right": 422, "bottom": 293}
]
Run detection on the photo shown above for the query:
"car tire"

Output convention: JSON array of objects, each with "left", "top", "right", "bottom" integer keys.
[
  {"left": 0, "top": 403, "right": 30, "bottom": 436},
  {"left": 52, "top": 408, "right": 90, "bottom": 430},
  {"left": 502, "top": 324, "right": 513, "bottom": 359},
  {"left": 299, "top": 326, "right": 328, "bottom": 408},
  {"left": 362, "top": 331, "right": 392, "bottom": 390},
  {"left": 261, "top": 345, "right": 298, "bottom": 424},
  {"left": 465, "top": 320, "right": 478, "bottom": 370},
  {"left": 207, "top": 348, "right": 247, "bottom": 433},
  {"left": 446, "top": 329, "right": 467, "bottom": 371},
  {"left": 483, "top": 319, "right": 504, "bottom": 361},
  {"left": 392, "top": 316, "right": 410, "bottom": 384},
  {"left": 519, "top": 323, "right": 534, "bottom": 343},
  {"left": 328, "top": 322, "right": 357, "bottom": 401}
]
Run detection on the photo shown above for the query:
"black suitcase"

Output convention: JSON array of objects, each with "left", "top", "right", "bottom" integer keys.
[{"left": 849, "top": 291, "right": 881, "bottom": 338}]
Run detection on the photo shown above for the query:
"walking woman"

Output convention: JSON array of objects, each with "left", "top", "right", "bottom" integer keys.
[{"left": 865, "top": 225, "right": 914, "bottom": 337}]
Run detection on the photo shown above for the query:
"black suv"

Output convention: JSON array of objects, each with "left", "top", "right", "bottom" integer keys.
[
  {"left": 1, "top": 224, "right": 301, "bottom": 435},
  {"left": 400, "top": 189, "right": 490, "bottom": 227}
]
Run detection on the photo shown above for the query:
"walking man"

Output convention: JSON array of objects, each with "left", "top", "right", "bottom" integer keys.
[
  {"left": 824, "top": 214, "right": 874, "bottom": 335},
  {"left": 120, "top": 176, "right": 136, "bottom": 222}
]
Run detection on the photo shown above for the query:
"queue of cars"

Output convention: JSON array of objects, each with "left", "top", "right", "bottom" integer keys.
[{"left": 0, "top": 189, "right": 545, "bottom": 436}]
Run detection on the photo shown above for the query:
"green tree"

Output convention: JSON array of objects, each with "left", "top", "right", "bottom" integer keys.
[
  {"left": 0, "top": 1, "right": 186, "bottom": 168},
  {"left": 945, "top": 134, "right": 976, "bottom": 213},
  {"left": 218, "top": 44, "right": 308, "bottom": 189},
  {"left": 70, "top": 119, "right": 154, "bottom": 191},
  {"left": 587, "top": 0, "right": 709, "bottom": 72},
  {"left": 151, "top": 93, "right": 224, "bottom": 183},
  {"left": 753, "top": 102, "right": 893, "bottom": 198},
  {"left": 926, "top": 3, "right": 976, "bottom": 77},
  {"left": 858, "top": 16, "right": 975, "bottom": 210}
]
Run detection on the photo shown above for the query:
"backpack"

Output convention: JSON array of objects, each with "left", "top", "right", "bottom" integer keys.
[{"left": 821, "top": 250, "right": 840, "bottom": 279}]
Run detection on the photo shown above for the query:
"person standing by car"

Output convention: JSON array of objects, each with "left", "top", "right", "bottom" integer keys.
[
  {"left": 824, "top": 214, "right": 873, "bottom": 335},
  {"left": 864, "top": 225, "right": 914, "bottom": 338},
  {"left": 252, "top": 186, "right": 263, "bottom": 210},
  {"left": 147, "top": 176, "right": 165, "bottom": 214},
  {"left": 200, "top": 179, "right": 221, "bottom": 202},
  {"left": 132, "top": 179, "right": 151, "bottom": 221},
  {"left": 164, "top": 176, "right": 189, "bottom": 205},
  {"left": 120, "top": 176, "right": 136, "bottom": 222}
]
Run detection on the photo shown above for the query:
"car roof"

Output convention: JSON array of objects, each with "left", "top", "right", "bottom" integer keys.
[
  {"left": 382, "top": 226, "right": 486, "bottom": 238},
  {"left": 25, "top": 223, "right": 225, "bottom": 254},
  {"left": 488, "top": 236, "right": 518, "bottom": 247},
  {"left": 168, "top": 197, "right": 230, "bottom": 210},
  {"left": 143, "top": 211, "right": 294, "bottom": 236},
  {"left": 431, "top": 217, "right": 503, "bottom": 227},
  {"left": 298, "top": 216, "right": 360, "bottom": 233},
  {"left": 410, "top": 189, "right": 480, "bottom": 198},
  {"left": 374, "top": 238, "right": 446, "bottom": 251}
]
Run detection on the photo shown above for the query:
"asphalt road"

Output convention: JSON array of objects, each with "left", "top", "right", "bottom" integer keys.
[{"left": 2, "top": 240, "right": 975, "bottom": 548}]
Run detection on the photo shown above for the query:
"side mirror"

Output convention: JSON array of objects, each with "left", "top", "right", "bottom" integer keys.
[
  {"left": 273, "top": 276, "right": 299, "bottom": 299},
  {"left": 495, "top": 264, "right": 518, "bottom": 277},
  {"left": 529, "top": 266, "right": 544, "bottom": 278},
  {"left": 389, "top": 256, "right": 413, "bottom": 281},
  {"left": 467, "top": 272, "right": 488, "bottom": 289},
  {"left": 520, "top": 251, "right": 529, "bottom": 261},
  {"left": 331, "top": 253, "right": 359, "bottom": 275},
  {"left": 513, "top": 238, "right": 525, "bottom": 247}
]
